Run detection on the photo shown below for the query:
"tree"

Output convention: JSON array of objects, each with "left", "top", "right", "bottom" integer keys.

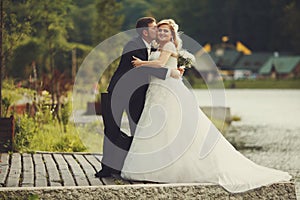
[
  {"left": 1, "top": 0, "right": 32, "bottom": 117},
  {"left": 119, "top": 0, "right": 151, "bottom": 30},
  {"left": 2, "top": 0, "right": 32, "bottom": 71},
  {"left": 148, "top": 0, "right": 182, "bottom": 23},
  {"left": 68, "top": 1, "right": 96, "bottom": 45},
  {"left": 282, "top": 0, "right": 300, "bottom": 53},
  {"left": 92, "top": 0, "right": 124, "bottom": 44},
  {"left": 31, "top": 0, "right": 74, "bottom": 121},
  {"left": 161, "top": 0, "right": 297, "bottom": 53}
]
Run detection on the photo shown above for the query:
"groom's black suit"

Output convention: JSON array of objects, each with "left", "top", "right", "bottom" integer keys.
[{"left": 98, "top": 36, "right": 168, "bottom": 176}]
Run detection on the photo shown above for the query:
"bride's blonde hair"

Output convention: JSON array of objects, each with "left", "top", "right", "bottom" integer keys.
[{"left": 157, "top": 19, "right": 182, "bottom": 50}]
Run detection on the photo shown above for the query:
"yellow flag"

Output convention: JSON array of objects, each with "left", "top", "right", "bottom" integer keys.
[
  {"left": 236, "top": 41, "right": 252, "bottom": 55},
  {"left": 203, "top": 43, "right": 211, "bottom": 52},
  {"left": 195, "top": 43, "right": 211, "bottom": 57}
]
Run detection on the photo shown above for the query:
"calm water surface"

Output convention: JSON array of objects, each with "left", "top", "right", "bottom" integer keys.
[{"left": 194, "top": 89, "right": 300, "bottom": 129}]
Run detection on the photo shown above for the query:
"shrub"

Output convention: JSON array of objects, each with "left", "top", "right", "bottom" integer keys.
[{"left": 61, "top": 100, "right": 71, "bottom": 132}]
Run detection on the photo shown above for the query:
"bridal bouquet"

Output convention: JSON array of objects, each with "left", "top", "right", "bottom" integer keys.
[{"left": 177, "top": 49, "right": 195, "bottom": 69}]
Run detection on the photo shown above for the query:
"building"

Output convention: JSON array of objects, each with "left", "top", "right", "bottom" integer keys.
[
  {"left": 232, "top": 52, "right": 273, "bottom": 79},
  {"left": 234, "top": 52, "right": 272, "bottom": 73},
  {"left": 259, "top": 56, "right": 300, "bottom": 79},
  {"left": 198, "top": 39, "right": 251, "bottom": 80}
]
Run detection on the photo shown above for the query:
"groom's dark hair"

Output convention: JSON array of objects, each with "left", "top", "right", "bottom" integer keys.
[{"left": 136, "top": 17, "right": 156, "bottom": 36}]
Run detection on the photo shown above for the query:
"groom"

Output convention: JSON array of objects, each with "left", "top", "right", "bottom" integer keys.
[{"left": 95, "top": 17, "right": 182, "bottom": 178}]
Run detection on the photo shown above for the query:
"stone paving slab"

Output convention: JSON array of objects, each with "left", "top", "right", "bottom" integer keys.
[{"left": 0, "top": 153, "right": 105, "bottom": 187}]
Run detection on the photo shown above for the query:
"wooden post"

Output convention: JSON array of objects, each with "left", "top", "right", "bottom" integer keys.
[
  {"left": 72, "top": 48, "right": 77, "bottom": 82},
  {"left": 32, "top": 61, "right": 37, "bottom": 100}
]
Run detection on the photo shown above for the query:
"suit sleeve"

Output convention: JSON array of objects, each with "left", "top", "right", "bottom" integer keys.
[
  {"left": 122, "top": 41, "right": 168, "bottom": 80},
  {"left": 108, "top": 39, "right": 169, "bottom": 92},
  {"left": 107, "top": 41, "right": 142, "bottom": 92},
  {"left": 118, "top": 41, "right": 141, "bottom": 73}
]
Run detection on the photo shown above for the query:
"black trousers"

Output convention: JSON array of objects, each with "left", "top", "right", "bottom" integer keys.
[{"left": 100, "top": 92, "right": 133, "bottom": 172}]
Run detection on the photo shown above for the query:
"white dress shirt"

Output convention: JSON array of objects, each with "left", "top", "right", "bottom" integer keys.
[{"left": 142, "top": 38, "right": 152, "bottom": 59}]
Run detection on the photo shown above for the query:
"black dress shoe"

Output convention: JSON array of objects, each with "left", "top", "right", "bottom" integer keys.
[
  {"left": 111, "top": 173, "right": 122, "bottom": 179},
  {"left": 95, "top": 169, "right": 111, "bottom": 178},
  {"left": 111, "top": 168, "right": 121, "bottom": 175}
]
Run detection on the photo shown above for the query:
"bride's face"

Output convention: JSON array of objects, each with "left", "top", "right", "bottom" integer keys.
[{"left": 157, "top": 24, "right": 172, "bottom": 43}]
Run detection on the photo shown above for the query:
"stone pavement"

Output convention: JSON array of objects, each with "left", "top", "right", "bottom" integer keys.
[{"left": 0, "top": 183, "right": 296, "bottom": 200}]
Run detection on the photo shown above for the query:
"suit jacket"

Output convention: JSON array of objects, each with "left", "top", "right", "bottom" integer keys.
[{"left": 107, "top": 36, "right": 168, "bottom": 125}]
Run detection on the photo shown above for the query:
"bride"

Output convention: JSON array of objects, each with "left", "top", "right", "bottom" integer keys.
[{"left": 121, "top": 19, "right": 291, "bottom": 193}]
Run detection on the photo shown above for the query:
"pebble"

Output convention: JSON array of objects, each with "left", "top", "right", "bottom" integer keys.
[{"left": 227, "top": 123, "right": 300, "bottom": 198}]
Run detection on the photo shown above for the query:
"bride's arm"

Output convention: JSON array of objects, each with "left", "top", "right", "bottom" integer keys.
[{"left": 132, "top": 50, "right": 172, "bottom": 68}]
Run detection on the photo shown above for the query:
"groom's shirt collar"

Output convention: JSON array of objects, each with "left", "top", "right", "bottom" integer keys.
[
  {"left": 142, "top": 38, "right": 151, "bottom": 56},
  {"left": 142, "top": 38, "right": 151, "bottom": 49}
]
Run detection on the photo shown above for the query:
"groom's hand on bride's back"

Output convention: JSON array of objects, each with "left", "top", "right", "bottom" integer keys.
[
  {"left": 170, "top": 69, "right": 182, "bottom": 79},
  {"left": 178, "top": 67, "right": 185, "bottom": 76}
]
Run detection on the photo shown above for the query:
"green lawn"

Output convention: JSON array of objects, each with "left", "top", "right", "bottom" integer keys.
[
  {"left": 223, "top": 79, "right": 300, "bottom": 89},
  {"left": 191, "top": 78, "right": 300, "bottom": 89}
]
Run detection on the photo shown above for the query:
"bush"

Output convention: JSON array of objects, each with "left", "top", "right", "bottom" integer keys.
[
  {"left": 61, "top": 100, "right": 71, "bottom": 132},
  {"left": 14, "top": 111, "right": 87, "bottom": 153},
  {"left": 14, "top": 114, "right": 36, "bottom": 152}
]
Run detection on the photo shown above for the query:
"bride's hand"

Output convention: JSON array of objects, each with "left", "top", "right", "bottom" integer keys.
[{"left": 132, "top": 56, "right": 143, "bottom": 67}]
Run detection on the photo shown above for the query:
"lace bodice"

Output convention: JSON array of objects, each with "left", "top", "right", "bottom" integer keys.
[{"left": 149, "top": 42, "right": 178, "bottom": 69}]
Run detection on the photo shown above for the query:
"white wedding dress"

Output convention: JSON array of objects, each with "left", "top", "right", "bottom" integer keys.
[{"left": 121, "top": 42, "right": 291, "bottom": 193}]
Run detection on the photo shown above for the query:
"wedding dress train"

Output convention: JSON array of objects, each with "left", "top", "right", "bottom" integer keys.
[{"left": 121, "top": 42, "right": 291, "bottom": 193}]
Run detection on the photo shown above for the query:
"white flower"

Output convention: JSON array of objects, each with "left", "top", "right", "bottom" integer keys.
[
  {"left": 179, "top": 49, "right": 195, "bottom": 62},
  {"left": 150, "top": 40, "right": 160, "bottom": 49},
  {"left": 177, "top": 49, "right": 196, "bottom": 68}
]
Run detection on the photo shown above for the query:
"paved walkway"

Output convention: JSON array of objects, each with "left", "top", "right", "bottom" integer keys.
[{"left": 0, "top": 153, "right": 144, "bottom": 188}]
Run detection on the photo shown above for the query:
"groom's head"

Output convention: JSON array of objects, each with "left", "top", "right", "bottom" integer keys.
[{"left": 136, "top": 17, "right": 157, "bottom": 43}]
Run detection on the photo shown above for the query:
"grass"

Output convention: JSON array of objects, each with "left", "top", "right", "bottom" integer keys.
[
  {"left": 15, "top": 122, "right": 104, "bottom": 153},
  {"left": 76, "top": 121, "right": 104, "bottom": 153},
  {"left": 210, "top": 118, "right": 230, "bottom": 134},
  {"left": 15, "top": 122, "right": 87, "bottom": 153},
  {"left": 223, "top": 78, "right": 300, "bottom": 89},
  {"left": 14, "top": 114, "right": 104, "bottom": 153},
  {"left": 189, "top": 78, "right": 300, "bottom": 89}
]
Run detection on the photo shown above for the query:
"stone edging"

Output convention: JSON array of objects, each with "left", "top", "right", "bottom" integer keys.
[{"left": 0, "top": 182, "right": 296, "bottom": 200}]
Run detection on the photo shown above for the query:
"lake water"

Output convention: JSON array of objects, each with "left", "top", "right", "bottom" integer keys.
[{"left": 194, "top": 89, "right": 300, "bottom": 129}]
